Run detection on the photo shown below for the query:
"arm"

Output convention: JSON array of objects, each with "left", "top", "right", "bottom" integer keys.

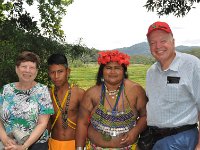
[
  {"left": 120, "top": 84, "right": 147, "bottom": 146},
  {"left": 75, "top": 88, "right": 95, "bottom": 147},
  {"left": 0, "top": 120, "right": 16, "bottom": 147},
  {"left": 133, "top": 85, "right": 147, "bottom": 135},
  {"left": 5, "top": 114, "right": 50, "bottom": 150},
  {"left": 46, "top": 116, "right": 52, "bottom": 137},
  {"left": 23, "top": 85, "right": 53, "bottom": 147},
  {"left": 23, "top": 114, "right": 50, "bottom": 149},
  {"left": 0, "top": 88, "right": 16, "bottom": 147},
  {"left": 47, "top": 88, "right": 53, "bottom": 135},
  {"left": 193, "top": 61, "right": 200, "bottom": 150}
]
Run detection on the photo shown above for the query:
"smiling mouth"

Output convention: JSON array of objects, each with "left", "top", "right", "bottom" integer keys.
[
  {"left": 156, "top": 50, "right": 165, "bottom": 54},
  {"left": 109, "top": 76, "right": 119, "bottom": 79},
  {"left": 23, "top": 74, "right": 31, "bottom": 77}
]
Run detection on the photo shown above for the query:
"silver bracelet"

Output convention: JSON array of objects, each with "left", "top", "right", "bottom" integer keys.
[{"left": 76, "top": 147, "right": 85, "bottom": 150}]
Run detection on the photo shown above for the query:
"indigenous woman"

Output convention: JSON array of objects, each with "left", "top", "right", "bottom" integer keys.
[
  {"left": 75, "top": 50, "right": 147, "bottom": 150},
  {"left": 0, "top": 51, "right": 54, "bottom": 150}
]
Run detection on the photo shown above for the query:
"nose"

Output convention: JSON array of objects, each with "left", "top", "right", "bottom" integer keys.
[
  {"left": 25, "top": 66, "right": 31, "bottom": 72},
  {"left": 54, "top": 72, "right": 59, "bottom": 78},
  {"left": 155, "top": 41, "right": 162, "bottom": 49},
  {"left": 110, "top": 68, "right": 117, "bottom": 73}
]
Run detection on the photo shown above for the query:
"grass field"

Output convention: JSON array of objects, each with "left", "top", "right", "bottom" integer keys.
[{"left": 70, "top": 64, "right": 150, "bottom": 90}]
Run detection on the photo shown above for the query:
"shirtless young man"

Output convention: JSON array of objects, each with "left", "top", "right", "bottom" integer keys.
[{"left": 47, "top": 53, "right": 85, "bottom": 150}]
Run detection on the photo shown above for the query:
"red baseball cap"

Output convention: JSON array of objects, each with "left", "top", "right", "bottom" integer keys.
[{"left": 146, "top": 21, "right": 172, "bottom": 37}]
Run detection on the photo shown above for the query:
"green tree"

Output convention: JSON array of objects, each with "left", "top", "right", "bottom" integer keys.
[
  {"left": 79, "top": 48, "right": 98, "bottom": 64},
  {"left": 0, "top": 0, "right": 73, "bottom": 40},
  {"left": 145, "top": 0, "right": 200, "bottom": 17},
  {"left": 0, "top": 0, "right": 74, "bottom": 87},
  {"left": 68, "top": 38, "right": 91, "bottom": 63},
  {"left": 0, "top": 20, "right": 69, "bottom": 86}
]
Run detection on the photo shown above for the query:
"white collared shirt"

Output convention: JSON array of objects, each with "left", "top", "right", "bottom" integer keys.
[{"left": 146, "top": 51, "right": 200, "bottom": 128}]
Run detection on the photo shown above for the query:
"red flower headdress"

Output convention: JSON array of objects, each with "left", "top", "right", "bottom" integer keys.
[{"left": 97, "top": 50, "right": 130, "bottom": 66}]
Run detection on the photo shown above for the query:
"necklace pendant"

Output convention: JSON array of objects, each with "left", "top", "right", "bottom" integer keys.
[
  {"left": 62, "top": 121, "right": 68, "bottom": 129},
  {"left": 62, "top": 115, "right": 68, "bottom": 129},
  {"left": 62, "top": 114, "right": 67, "bottom": 122},
  {"left": 112, "top": 110, "right": 118, "bottom": 116},
  {"left": 102, "top": 133, "right": 112, "bottom": 141}
]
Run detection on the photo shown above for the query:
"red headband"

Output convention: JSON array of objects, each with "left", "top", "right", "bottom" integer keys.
[{"left": 97, "top": 50, "right": 130, "bottom": 66}]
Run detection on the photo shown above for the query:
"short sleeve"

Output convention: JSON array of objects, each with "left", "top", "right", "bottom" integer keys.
[{"left": 38, "top": 85, "right": 54, "bottom": 115}]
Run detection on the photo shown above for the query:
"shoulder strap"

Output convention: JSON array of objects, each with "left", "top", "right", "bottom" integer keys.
[{"left": 51, "top": 85, "right": 69, "bottom": 130}]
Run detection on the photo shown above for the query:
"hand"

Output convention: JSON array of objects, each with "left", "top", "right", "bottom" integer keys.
[
  {"left": 120, "top": 132, "right": 138, "bottom": 147},
  {"left": 4, "top": 144, "right": 26, "bottom": 150},
  {"left": 195, "top": 142, "right": 200, "bottom": 150},
  {"left": 1, "top": 136, "right": 16, "bottom": 147}
]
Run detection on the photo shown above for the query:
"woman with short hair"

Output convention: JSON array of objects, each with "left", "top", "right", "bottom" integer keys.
[{"left": 0, "top": 51, "right": 54, "bottom": 150}]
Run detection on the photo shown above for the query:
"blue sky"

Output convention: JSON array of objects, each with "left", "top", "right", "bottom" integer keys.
[{"left": 62, "top": 0, "right": 200, "bottom": 50}]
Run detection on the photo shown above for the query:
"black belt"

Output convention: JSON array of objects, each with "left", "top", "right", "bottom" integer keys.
[
  {"left": 137, "top": 124, "right": 197, "bottom": 150},
  {"left": 149, "top": 123, "right": 197, "bottom": 137}
]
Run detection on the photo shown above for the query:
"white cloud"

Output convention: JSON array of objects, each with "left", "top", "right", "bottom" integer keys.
[{"left": 62, "top": 0, "right": 200, "bottom": 50}]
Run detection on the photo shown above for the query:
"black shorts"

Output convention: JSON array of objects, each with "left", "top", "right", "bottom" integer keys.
[{"left": 28, "top": 142, "right": 48, "bottom": 150}]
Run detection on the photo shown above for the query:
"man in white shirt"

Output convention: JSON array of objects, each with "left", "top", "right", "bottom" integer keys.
[{"left": 145, "top": 21, "right": 200, "bottom": 150}]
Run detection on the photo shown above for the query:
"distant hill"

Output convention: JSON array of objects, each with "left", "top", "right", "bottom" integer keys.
[{"left": 116, "top": 42, "right": 200, "bottom": 56}]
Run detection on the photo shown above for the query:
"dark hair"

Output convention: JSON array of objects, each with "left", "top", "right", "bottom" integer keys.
[
  {"left": 16, "top": 51, "right": 40, "bottom": 68},
  {"left": 47, "top": 53, "right": 68, "bottom": 67},
  {"left": 96, "top": 64, "right": 128, "bottom": 85}
]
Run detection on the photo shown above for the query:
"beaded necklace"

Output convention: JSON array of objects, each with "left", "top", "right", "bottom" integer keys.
[
  {"left": 102, "top": 82, "right": 124, "bottom": 116},
  {"left": 105, "top": 84, "right": 120, "bottom": 99},
  {"left": 105, "top": 89, "right": 125, "bottom": 113},
  {"left": 100, "top": 81, "right": 125, "bottom": 140},
  {"left": 52, "top": 85, "right": 71, "bottom": 129}
]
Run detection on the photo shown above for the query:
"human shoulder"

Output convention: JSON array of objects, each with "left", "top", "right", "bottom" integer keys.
[
  {"left": 1, "top": 83, "right": 15, "bottom": 92},
  {"left": 33, "top": 83, "right": 50, "bottom": 94},
  {"left": 147, "top": 62, "right": 158, "bottom": 73},
  {"left": 0, "top": 83, "right": 15, "bottom": 103},
  {"left": 36, "top": 82, "right": 48, "bottom": 88},
  {"left": 125, "top": 79, "right": 144, "bottom": 89},
  {"left": 4, "top": 83, "right": 14, "bottom": 87},
  {"left": 85, "top": 84, "right": 100, "bottom": 92},
  {"left": 177, "top": 51, "right": 199, "bottom": 62},
  {"left": 71, "top": 85, "right": 85, "bottom": 104},
  {"left": 83, "top": 85, "right": 100, "bottom": 100},
  {"left": 176, "top": 52, "right": 200, "bottom": 69},
  {"left": 76, "top": 85, "right": 99, "bottom": 114},
  {"left": 71, "top": 84, "right": 85, "bottom": 95},
  {"left": 124, "top": 79, "right": 146, "bottom": 95}
]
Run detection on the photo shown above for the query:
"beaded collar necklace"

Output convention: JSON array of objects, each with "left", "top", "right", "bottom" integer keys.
[
  {"left": 53, "top": 85, "right": 71, "bottom": 129},
  {"left": 104, "top": 84, "right": 120, "bottom": 99},
  {"left": 102, "top": 81, "right": 124, "bottom": 115}
]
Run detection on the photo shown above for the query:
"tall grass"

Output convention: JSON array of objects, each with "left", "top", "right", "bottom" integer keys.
[{"left": 70, "top": 64, "right": 150, "bottom": 90}]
